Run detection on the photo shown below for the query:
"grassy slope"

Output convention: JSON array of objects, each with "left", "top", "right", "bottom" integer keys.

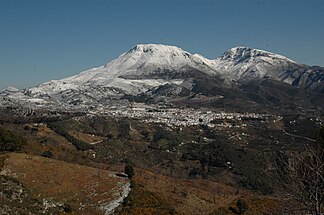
[
  {"left": 1, "top": 153, "right": 129, "bottom": 215},
  {"left": 1, "top": 115, "right": 311, "bottom": 214}
]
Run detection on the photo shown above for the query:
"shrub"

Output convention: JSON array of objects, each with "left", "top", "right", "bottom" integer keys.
[
  {"left": 317, "top": 126, "right": 324, "bottom": 149},
  {"left": 229, "top": 198, "right": 249, "bottom": 215},
  {"left": 62, "top": 203, "right": 73, "bottom": 213},
  {"left": 47, "top": 123, "right": 92, "bottom": 151},
  {"left": 236, "top": 199, "right": 249, "bottom": 214},
  {"left": 0, "top": 127, "right": 25, "bottom": 152},
  {"left": 41, "top": 151, "right": 53, "bottom": 158},
  {"left": 124, "top": 160, "right": 135, "bottom": 179}
]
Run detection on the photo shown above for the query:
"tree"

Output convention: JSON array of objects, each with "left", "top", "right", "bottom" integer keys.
[
  {"left": 229, "top": 198, "right": 249, "bottom": 215},
  {"left": 0, "top": 127, "right": 25, "bottom": 152},
  {"left": 274, "top": 127, "right": 324, "bottom": 215},
  {"left": 41, "top": 150, "right": 53, "bottom": 158},
  {"left": 124, "top": 160, "right": 135, "bottom": 179},
  {"left": 316, "top": 126, "right": 324, "bottom": 149}
]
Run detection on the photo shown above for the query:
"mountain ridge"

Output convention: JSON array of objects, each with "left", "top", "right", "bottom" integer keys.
[{"left": 1, "top": 44, "right": 323, "bottom": 110}]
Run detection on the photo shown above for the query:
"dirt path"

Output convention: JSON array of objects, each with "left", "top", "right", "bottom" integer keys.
[{"left": 283, "top": 130, "right": 316, "bottom": 142}]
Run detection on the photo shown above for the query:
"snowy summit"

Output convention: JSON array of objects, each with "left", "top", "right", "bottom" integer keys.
[{"left": 1, "top": 44, "right": 323, "bottom": 109}]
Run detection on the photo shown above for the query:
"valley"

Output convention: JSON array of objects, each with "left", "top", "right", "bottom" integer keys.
[{"left": 0, "top": 102, "right": 322, "bottom": 214}]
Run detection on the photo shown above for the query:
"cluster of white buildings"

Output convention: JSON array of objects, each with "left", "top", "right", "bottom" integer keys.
[{"left": 101, "top": 103, "right": 272, "bottom": 128}]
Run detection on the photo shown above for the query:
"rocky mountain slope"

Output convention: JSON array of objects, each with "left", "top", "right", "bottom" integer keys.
[
  {"left": 1, "top": 44, "right": 323, "bottom": 110},
  {"left": 214, "top": 46, "right": 324, "bottom": 92}
]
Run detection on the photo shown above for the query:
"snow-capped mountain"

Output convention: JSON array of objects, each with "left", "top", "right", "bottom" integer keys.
[
  {"left": 1, "top": 44, "right": 323, "bottom": 109},
  {"left": 28, "top": 44, "right": 218, "bottom": 95},
  {"left": 213, "top": 47, "right": 324, "bottom": 92}
]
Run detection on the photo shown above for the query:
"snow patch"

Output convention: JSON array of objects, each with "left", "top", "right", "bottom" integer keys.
[
  {"left": 100, "top": 182, "right": 131, "bottom": 215},
  {"left": 0, "top": 43, "right": 321, "bottom": 109}
]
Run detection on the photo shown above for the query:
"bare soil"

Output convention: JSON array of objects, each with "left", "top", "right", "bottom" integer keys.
[{"left": 0, "top": 153, "right": 129, "bottom": 215}]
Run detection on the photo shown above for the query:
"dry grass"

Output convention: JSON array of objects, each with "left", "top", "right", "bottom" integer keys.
[
  {"left": 68, "top": 131, "right": 105, "bottom": 144},
  {"left": 3, "top": 123, "right": 76, "bottom": 153},
  {"left": 211, "top": 197, "right": 283, "bottom": 214},
  {"left": 1, "top": 153, "right": 129, "bottom": 215},
  {"left": 126, "top": 168, "right": 285, "bottom": 215},
  {"left": 116, "top": 185, "right": 176, "bottom": 215},
  {"left": 132, "top": 168, "right": 252, "bottom": 215}
]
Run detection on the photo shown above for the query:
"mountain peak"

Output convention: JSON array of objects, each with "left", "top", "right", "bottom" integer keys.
[
  {"left": 1, "top": 86, "right": 19, "bottom": 93},
  {"left": 1, "top": 44, "right": 323, "bottom": 109},
  {"left": 109, "top": 43, "right": 195, "bottom": 71},
  {"left": 126, "top": 44, "right": 191, "bottom": 56},
  {"left": 220, "top": 46, "right": 295, "bottom": 63}
]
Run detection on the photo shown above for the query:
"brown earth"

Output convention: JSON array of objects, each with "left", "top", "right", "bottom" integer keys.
[
  {"left": 0, "top": 121, "right": 288, "bottom": 214},
  {"left": 133, "top": 168, "right": 247, "bottom": 214},
  {"left": 69, "top": 131, "right": 106, "bottom": 144},
  {"left": 115, "top": 167, "right": 284, "bottom": 215},
  {"left": 0, "top": 153, "right": 129, "bottom": 215}
]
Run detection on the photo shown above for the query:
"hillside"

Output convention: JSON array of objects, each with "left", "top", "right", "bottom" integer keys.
[{"left": 0, "top": 153, "right": 130, "bottom": 215}]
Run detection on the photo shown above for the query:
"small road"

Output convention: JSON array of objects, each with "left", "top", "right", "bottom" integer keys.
[
  {"left": 88, "top": 139, "right": 105, "bottom": 145},
  {"left": 283, "top": 130, "right": 316, "bottom": 142}
]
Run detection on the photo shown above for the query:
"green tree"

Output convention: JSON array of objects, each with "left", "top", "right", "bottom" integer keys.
[
  {"left": 124, "top": 160, "right": 135, "bottom": 179},
  {"left": 229, "top": 198, "right": 249, "bottom": 215},
  {"left": 236, "top": 199, "right": 249, "bottom": 214},
  {"left": 316, "top": 126, "right": 324, "bottom": 150},
  {"left": 0, "top": 127, "right": 25, "bottom": 152}
]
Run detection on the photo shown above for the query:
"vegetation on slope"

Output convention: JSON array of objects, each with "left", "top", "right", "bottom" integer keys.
[
  {"left": 47, "top": 121, "right": 92, "bottom": 151},
  {"left": 0, "top": 127, "right": 25, "bottom": 152}
]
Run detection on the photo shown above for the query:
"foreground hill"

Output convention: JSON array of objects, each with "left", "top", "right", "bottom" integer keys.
[
  {"left": 0, "top": 153, "right": 130, "bottom": 215},
  {"left": 0, "top": 110, "right": 321, "bottom": 214}
]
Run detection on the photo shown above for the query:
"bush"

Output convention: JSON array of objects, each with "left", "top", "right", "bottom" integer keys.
[
  {"left": 118, "top": 119, "right": 130, "bottom": 139},
  {"left": 47, "top": 122, "right": 92, "bottom": 151},
  {"left": 124, "top": 160, "right": 135, "bottom": 179},
  {"left": 61, "top": 203, "right": 73, "bottom": 213},
  {"left": 229, "top": 198, "right": 249, "bottom": 215},
  {"left": 317, "top": 126, "right": 324, "bottom": 149},
  {"left": 41, "top": 151, "right": 53, "bottom": 158},
  {"left": 0, "top": 127, "right": 25, "bottom": 152},
  {"left": 236, "top": 199, "right": 249, "bottom": 214}
]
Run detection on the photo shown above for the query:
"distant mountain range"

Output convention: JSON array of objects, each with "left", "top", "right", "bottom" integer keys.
[{"left": 1, "top": 44, "right": 324, "bottom": 110}]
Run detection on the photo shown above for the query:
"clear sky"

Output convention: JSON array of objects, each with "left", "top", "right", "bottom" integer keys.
[{"left": 0, "top": 0, "right": 323, "bottom": 90}]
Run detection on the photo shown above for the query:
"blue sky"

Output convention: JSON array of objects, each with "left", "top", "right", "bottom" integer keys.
[{"left": 0, "top": 0, "right": 323, "bottom": 90}]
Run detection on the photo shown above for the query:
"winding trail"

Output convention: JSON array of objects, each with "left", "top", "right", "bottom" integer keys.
[
  {"left": 283, "top": 130, "right": 316, "bottom": 142},
  {"left": 88, "top": 139, "right": 104, "bottom": 145}
]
